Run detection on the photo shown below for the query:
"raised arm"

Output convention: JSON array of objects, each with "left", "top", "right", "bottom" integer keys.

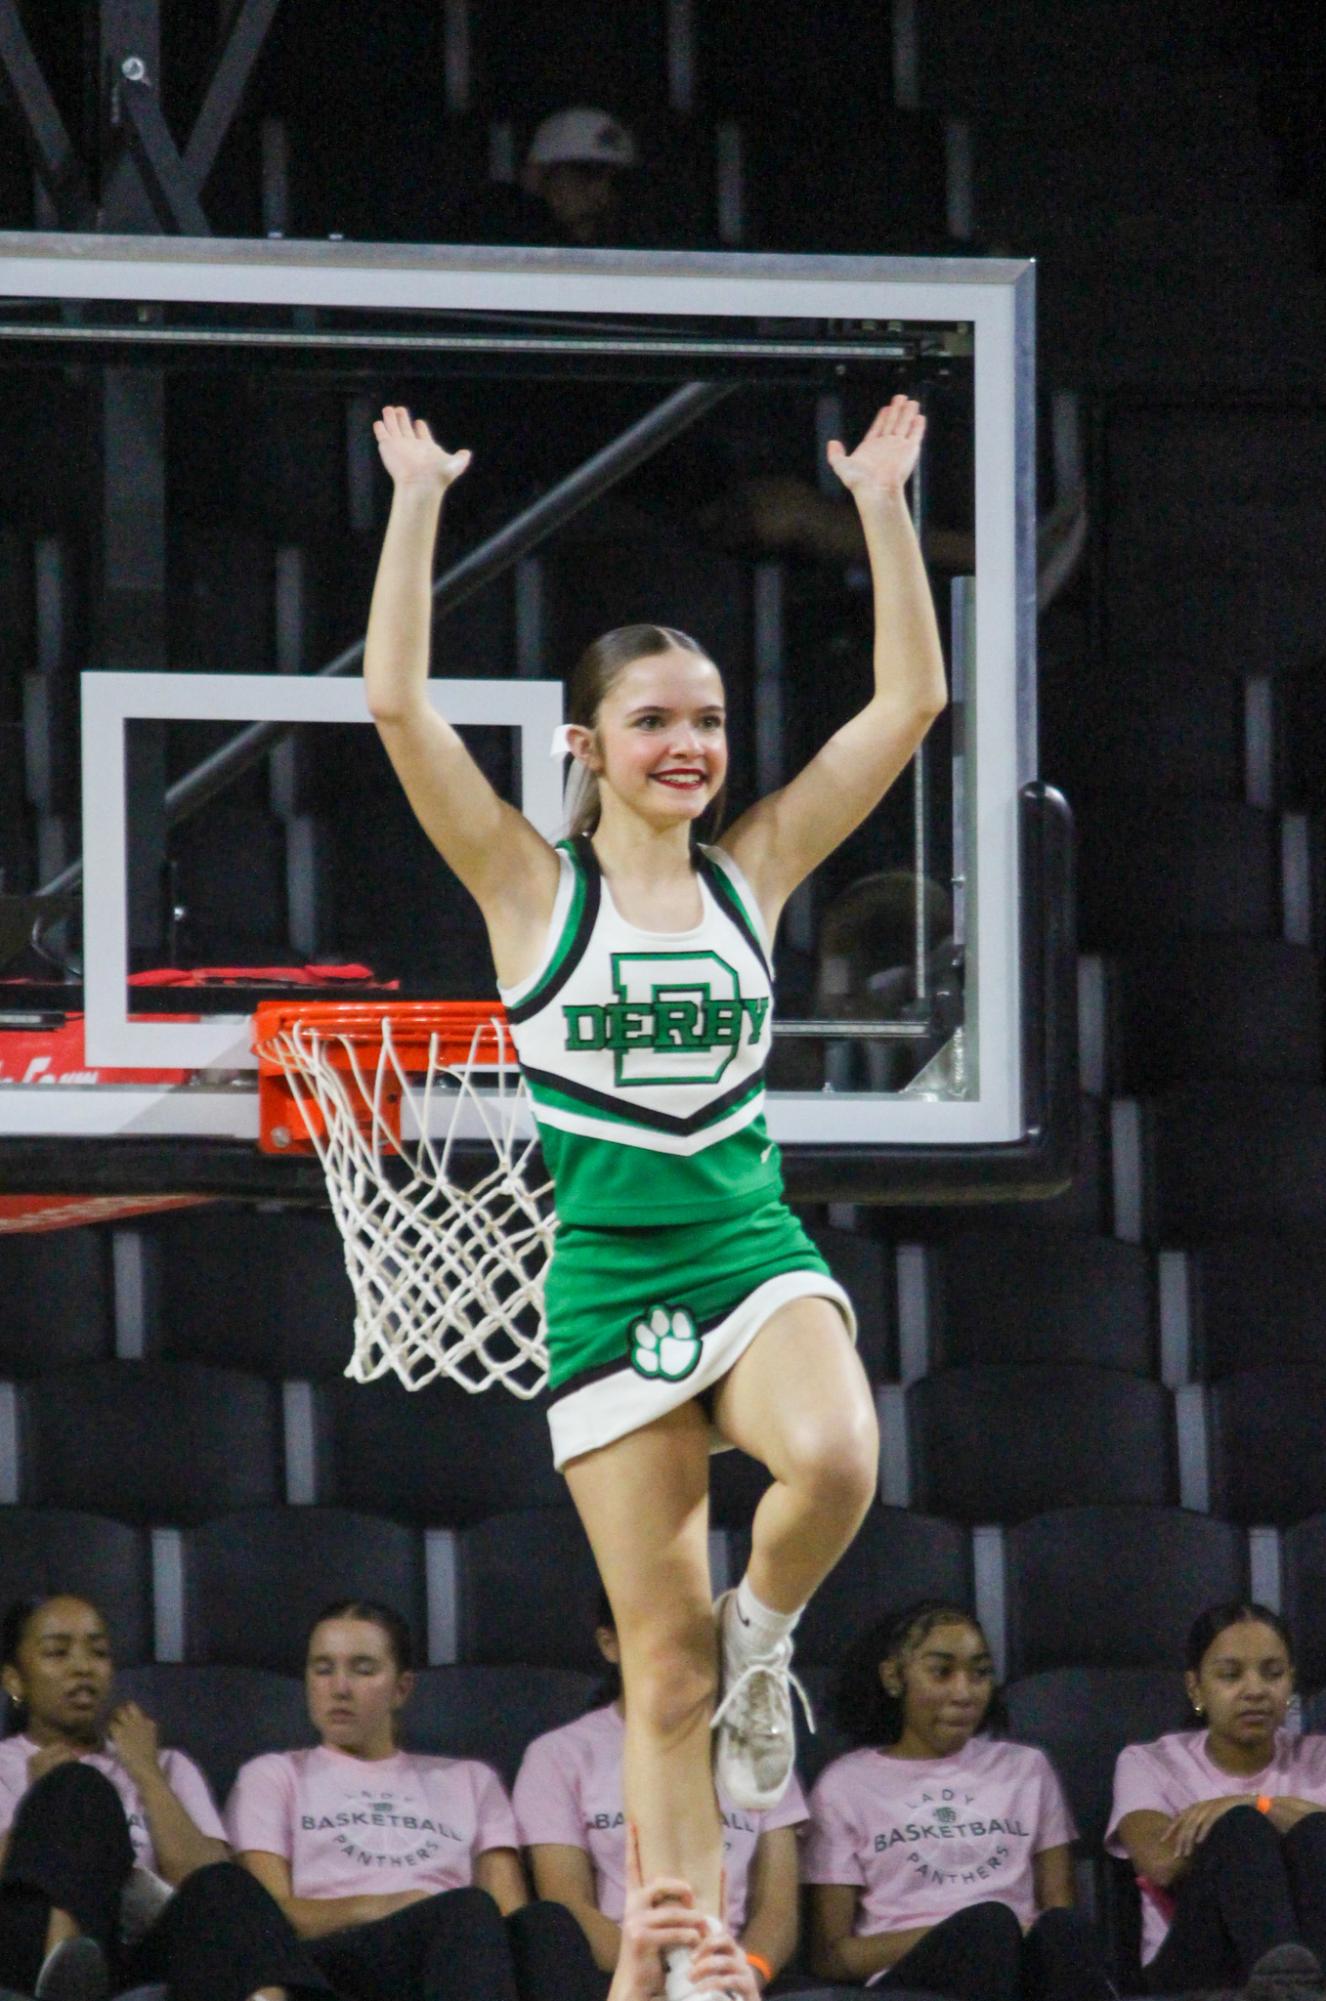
[
  {"left": 365, "top": 405, "right": 561, "bottom": 983},
  {"left": 720, "top": 396, "right": 947, "bottom": 930}
]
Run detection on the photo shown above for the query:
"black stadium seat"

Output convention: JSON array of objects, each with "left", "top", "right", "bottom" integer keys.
[
  {"left": 1279, "top": 1512, "right": 1326, "bottom": 1690},
  {"left": 0, "top": 1229, "right": 113, "bottom": 1373},
  {"left": 1141, "top": 1086, "right": 1326, "bottom": 1240},
  {"left": 312, "top": 1375, "right": 563, "bottom": 1525},
  {"left": 728, "top": 1505, "right": 973, "bottom": 1669},
  {"left": 1003, "top": 1667, "right": 1182, "bottom": 1846},
  {"left": 1003, "top": 1506, "right": 1248, "bottom": 1679},
  {"left": 927, "top": 1234, "right": 1157, "bottom": 1375},
  {"left": 405, "top": 1665, "right": 599, "bottom": 1789},
  {"left": 1073, "top": 794, "right": 1284, "bottom": 952},
  {"left": 113, "top": 1664, "right": 313, "bottom": 1803},
  {"left": 155, "top": 1209, "right": 355, "bottom": 1377},
  {"left": 0, "top": 1509, "right": 152, "bottom": 1664},
  {"left": 457, "top": 1508, "right": 604, "bottom": 1671},
  {"left": 181, "top": 1508, "right": 426, "bottom": 1673},
  {"left": 1190, "top": 1235, "right": 1326, "bottom": 1377},
  {"left": 18, "top": 1364, "right": 284, "bottom": 1523},
  {"left": 1105, "top": 941, "right": 1323, "bottom": 1092},
  {"left": 908, "top": 1367, "right": 1177, "bottom": 1523},
  {"left": 1208, "top": 1367, "right": 1326, "bottom": 1525}
]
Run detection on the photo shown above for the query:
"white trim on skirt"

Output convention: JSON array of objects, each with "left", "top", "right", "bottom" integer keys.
[{"left": 548, "top": 1270, "right": 857, "bottom": 1471}]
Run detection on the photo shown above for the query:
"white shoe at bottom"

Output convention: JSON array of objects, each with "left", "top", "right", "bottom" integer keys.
[{"left": 710, "top": 1588, "right": 813, "bottom": 1813}]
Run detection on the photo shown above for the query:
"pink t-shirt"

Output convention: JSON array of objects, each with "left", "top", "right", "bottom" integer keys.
[
  {"left": 0, "top": 1733, "right": 225, "bottom": 1873},
  {"left": 1108, "top": 1729, "right": 1326, "bottom": 1965},
  {"left": 512, "top": 1703, "right": 807, "bottom": 1932},
  {"left": 225, "top": 1744, "right": 518, "bottom": 1898},
  {"left": 803, "top": 1738, "right": 1076, "bottom": 1949}
]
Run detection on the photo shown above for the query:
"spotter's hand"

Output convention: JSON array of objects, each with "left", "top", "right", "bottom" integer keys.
[
  {"left": 827, "top": 394, "right": 925, "bottom": 501},
  {"left": 372, "top": 405, "right": 472, "bottom": 492}
]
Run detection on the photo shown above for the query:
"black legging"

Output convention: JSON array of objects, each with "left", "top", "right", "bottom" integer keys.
[
  {"left": 308, "top": 1893, "right": 601, "bottom": 2001},
  {"left": 1145, "top": 1802, "right": 1326, "bottom": 1993},
  {"left": 876, "top": 1900, "right": 1113, "bottom": 2001},
  {"left": 0, "top": 1764, "right": 328, "bottom": 2001},
  {"left": 0, "top": 1764, "right": 600, "bottom": 2001}
]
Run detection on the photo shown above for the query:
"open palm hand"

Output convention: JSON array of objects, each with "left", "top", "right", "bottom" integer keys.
[
  {"left": 373, "top": 404, "right": 472, "bottom": 492},
  {"left": 827, "top": 394, "right": 925, "bottom": 501}
]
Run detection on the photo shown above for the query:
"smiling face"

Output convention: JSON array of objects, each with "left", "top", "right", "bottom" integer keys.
[
  {"left": 305, "top": 1616, "right": 413, "bottom": 1761},
  {"left": 2, "top": 1595, "right": 113, "bottom": 1747},
  {"left": 575, "top": 647, "right": 728, "bottom": 833},
  {"left": 1187, "top": 1618, "right": 1292, "bottom": 1763},
  {"left": 884, "top": 1617, "right": 996, "bottom": 1760}
]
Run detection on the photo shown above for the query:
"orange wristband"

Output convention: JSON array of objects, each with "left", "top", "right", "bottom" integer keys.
[
  {"left": 1257, "top": 1795, "right": 1274, "bottom": 1814},
  {"left": 745, "top": 1951, "right": 773, "bottom": 1985}
]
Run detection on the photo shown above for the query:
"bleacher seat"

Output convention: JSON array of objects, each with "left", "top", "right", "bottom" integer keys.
[
  {"left": 0, "top": 1229, "right": 112, "bottom": 1373},
  {"left": 457, "top": 1508, "right": 603, "bottom": 1671},
  {"left": 113, "top": 1664, "right": 312, "bottom": 1803},
  {"left": 1073, "top": 794, "right": 1284, "bottom": 951},
  {"left": 1104, "top": 941, "right": 1322, "bottom": 1092},
  {"left": 312, "top": 1376, "right": 563, "bottom": 1524},
  {"left": 1040, "top": 655, "right": 1243, "bottom": 801},
  {"left": 181, "top": 1508, "right": 425, "bottom": 1673},
  {"left": 155, "top": 1209, "right": 354, "bottom": 1377},
  {"left": 927, "top": 1234, "right": 1157, "bottom": 1374},
  {"left": 405, "top": 1665, "right": 598, "bottom": 1788},
  {"left": 1279, "top": 1513, "right": 1326, "bottom": 1690},
  {"left": 805, "top": 1226, "right": 896, "bottom": 1383},
  {"left": 18, "top": 1364, "right": 283, "bottom": 1523},
  {"left": 1208, "top": 1367, "right": 1326, "bottom": 1525},
  {"left": 1003, "top": 1506, "right": 1247, "bottom": 1679},
  {"left": 1003, "top": 1667, "right": 1181, "bottom": 1846},
  {"left": 1141, "top": 1085, "right": 1326, "bottom": 1239},
  {"left": 0, "top": 1509, "right": 152, "bottom": 1663},
  {"left": 729, "top": 1506, "right": 972, "bottom": 1669},
  {"left": 1190, "top": 1235, "right": 1326, "bottom": 1377},
  {"left": 908, "top": 1367, "right": 1177, "bottom": 1522}
]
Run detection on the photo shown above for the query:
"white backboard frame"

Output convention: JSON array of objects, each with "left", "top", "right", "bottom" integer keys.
[{"left": 0, "top": 234, "right": 1037, "bottom": 1151}]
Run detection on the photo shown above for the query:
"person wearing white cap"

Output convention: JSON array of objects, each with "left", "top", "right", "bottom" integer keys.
[{"left": 521, "top": 106, "right": 639, "bottom": 246}]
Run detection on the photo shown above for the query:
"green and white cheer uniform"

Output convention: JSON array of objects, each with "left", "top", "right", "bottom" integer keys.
[{"left": 499, "top": 836, "right": 854, "bottom": 1467}]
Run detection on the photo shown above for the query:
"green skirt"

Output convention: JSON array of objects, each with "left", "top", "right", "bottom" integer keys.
[{"left": 543, "top": 1197, "right": 856, "bottom": 1469}]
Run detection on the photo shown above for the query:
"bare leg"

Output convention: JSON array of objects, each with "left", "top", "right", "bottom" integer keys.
[
  {"left": 563, "top": 1401, "right": 723, "bottom": 1914},
  {"left": 42, "top": 1909, "right": 80, "bottom": 1957},
  {"left": 710, "top": 1296, "right": 879, "bottom": 1612}
]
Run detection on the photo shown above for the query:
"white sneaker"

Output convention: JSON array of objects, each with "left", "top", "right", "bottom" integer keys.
[{"left": 710, "top": 1588, "right": 813, "bottom": 1812}]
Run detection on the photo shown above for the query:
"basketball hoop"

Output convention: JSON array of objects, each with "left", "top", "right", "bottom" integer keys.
[{"left": 253, "top": 1001, "right": 553, "bottom": 1399}]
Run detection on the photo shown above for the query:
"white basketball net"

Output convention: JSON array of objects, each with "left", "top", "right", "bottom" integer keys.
[{"left": 260, "top": 1015, "right": 554, "bottom": 1398}]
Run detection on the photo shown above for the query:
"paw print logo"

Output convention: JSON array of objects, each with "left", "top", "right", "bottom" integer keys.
[
  {"left": 935, "top": 1807, "right": 956, "bottom": 1825},
  {"left": 630, "top": 1305, "right": 702, "bottom": 1383}
]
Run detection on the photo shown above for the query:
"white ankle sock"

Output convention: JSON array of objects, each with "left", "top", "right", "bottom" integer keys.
[{"left": 726, "top": 1575, "right": 802, "bottom": 1658}]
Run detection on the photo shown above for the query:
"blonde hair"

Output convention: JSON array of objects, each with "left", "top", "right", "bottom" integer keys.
[{"left": 563, "top": 623, "right": 727, "bottom": 840}]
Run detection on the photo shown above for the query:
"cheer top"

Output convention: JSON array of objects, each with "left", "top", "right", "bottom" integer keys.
[{"left": 499, "top": 837, "right": 784, "bottom": 1227}]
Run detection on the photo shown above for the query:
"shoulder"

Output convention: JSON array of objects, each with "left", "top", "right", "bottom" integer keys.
[
  {"left": 158, "top": 1746, "right": 215, "bottom": 1788},
  {"left": 810, "top": 1748, "right": 877, "bottom": 1803},
  {"left": 232, "top": 1749, "right": 302, "bottom": 1793},
  {"left": 519, "top": 1711, "right": 593, "bottom": 1768},
  {"left": 416, "top": 1752, "right": 509, "bottom": 1797},
  {"left": 1113, "top": 1731, "right": 1191, "bottom": 1785}
]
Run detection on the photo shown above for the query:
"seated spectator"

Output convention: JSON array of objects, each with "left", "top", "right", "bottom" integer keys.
[
  {"left": 803, "top": 1598, "right": 1110, "bottom": 2001},
  {"left": 0, "top": 1592, "right": 314, "bottom": 2001},
  {"left": 227, "top": 1598, "right": 599, "bottom": 2001},
  {"left": 1109, "top": 1599, "right": 1326, "bottom": 1994},
  {"left": 514, "top": 1590, "right": 803, "bottom": 1994}
]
